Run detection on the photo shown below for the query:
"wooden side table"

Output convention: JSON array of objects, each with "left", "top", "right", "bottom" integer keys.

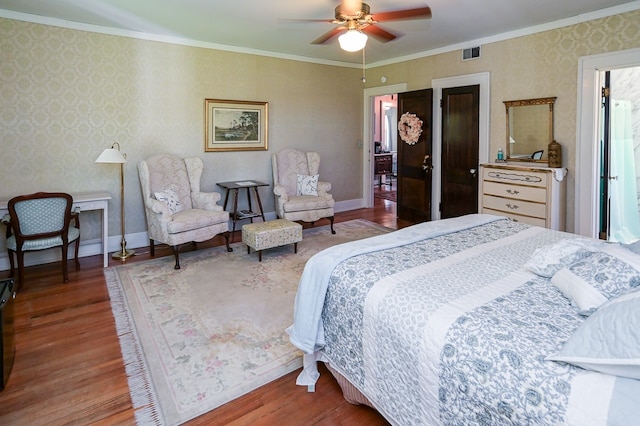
[
  {"left": 216, "top": 180, "right": 268, "bottom": 240},
  {"left": 374, "top": 153, "right": 393, "bottom": 188}
]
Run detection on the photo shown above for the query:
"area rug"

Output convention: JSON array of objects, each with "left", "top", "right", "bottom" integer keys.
[{"left": 104, "top": 219, "right": 391, "bottom": 425}]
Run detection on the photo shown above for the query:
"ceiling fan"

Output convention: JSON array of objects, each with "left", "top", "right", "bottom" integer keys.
[{"left": 290, "top": 0, "right": 432, "bottom": 52}]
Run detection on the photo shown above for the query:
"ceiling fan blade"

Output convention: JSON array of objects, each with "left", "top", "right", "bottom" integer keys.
[
  {"left": 372, "top": 6, "right": 432, "bottom": 22},
  {"left": 340, "top": 0, "right": 363, "bottom": 15},
  {"left": 311, "top": 27, "right": 345, "bottom": 44},
  {"left": 362, "top": 25, "right": 396, "bottom": 43}
]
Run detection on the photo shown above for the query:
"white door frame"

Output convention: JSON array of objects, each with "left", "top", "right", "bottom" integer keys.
[
  {"left": 362, "top": 83, "right": 408, "bottom": 208},
  {"left": 431, "top": 72, "right": 491, "bottom": 220},
  {"left": 575, "top": 48, "right": 640, "bottom": 238}
]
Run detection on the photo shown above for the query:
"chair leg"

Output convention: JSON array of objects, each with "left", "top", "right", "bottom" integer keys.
[
  {"left": 329, "top": 216, "right": 336, "bottom": 234},
  {"left": 74, "top": 239, "right": 80, "bottom": 270},
  {"left": 16, "top": 251, "right": 25, "bottom": 292},
  {"left": 61, "top": 244, "right": 69, "bottom": 283},
  {"left": 172, "top": 246, "right": 180, "bottom": 270},
  {"left": 223, "top": 231, "right": 233, "bottom": 252},
  {"left": 149, "top": 239, "right": 155, "bottom": 257},
  {"left": 7, "top": 250, "right": 15, "bottom": 279}
]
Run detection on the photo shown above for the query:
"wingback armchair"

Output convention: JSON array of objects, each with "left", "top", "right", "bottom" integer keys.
[
  {"left": 138, "top": 154, "right": 232, "bottom": 270},
  {"left": 272, "top": 148, "right": 335, "bottom": 234},
  {"left": 3, "top": 192, "right": 80, "bottom": 291}
]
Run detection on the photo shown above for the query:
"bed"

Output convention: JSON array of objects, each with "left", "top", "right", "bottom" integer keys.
[{"left": 287, "top": 214, "right": 640, "bottom": 425}]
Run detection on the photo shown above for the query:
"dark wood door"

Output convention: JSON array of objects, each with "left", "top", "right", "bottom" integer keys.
[
  {"left": 397, "top": 89, "right": 433, "bottom": 223},
  {"left": 440, "top": 85, "right": 480, "bottom": 219}
]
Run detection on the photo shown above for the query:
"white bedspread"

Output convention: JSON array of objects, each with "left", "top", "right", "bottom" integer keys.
[
  {"left": 287, "top": 214, "right": 504, "bottom": 356},
  {"left": 289, "top": 215, "right": 640, "bottom": 425}
]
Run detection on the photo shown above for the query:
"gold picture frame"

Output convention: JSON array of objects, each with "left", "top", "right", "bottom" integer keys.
[{"left": 204, "top": 99, "right": 268, "bottom": 152}]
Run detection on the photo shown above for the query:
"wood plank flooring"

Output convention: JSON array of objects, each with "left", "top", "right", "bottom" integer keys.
[{"left": 0, "top": 197, "right": 410, "bottom": 425}]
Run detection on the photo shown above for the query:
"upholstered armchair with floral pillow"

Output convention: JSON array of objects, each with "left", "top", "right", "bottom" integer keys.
[
  {"left": 271, "top": 148, "right": 335, "bottom": 234},
  {"left": 138, "top": 154, "right": 232, "bottom": 269}
]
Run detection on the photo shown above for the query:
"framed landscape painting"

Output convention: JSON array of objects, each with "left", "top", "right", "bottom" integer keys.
[{"left": 204, "top": 99, "right": 268, "bottom": 152}]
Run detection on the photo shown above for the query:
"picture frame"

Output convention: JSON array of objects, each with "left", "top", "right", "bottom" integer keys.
[{"left": 204, "top": 99, "right": 268, "bottom": 152}]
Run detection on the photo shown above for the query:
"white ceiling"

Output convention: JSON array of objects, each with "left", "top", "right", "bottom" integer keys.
[{"left": 1, "top": 0, "right": 638, "bottom": 66}]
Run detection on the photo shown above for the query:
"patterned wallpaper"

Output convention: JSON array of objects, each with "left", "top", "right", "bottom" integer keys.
[
  {"left": 0, "top": 18, "right": 362, "bottom": 247},
  {"left": 369, "top": 9, "right": 640, "bottom": 232},
  {"left": 0, "top": 9, "right": 638, "bottom": 255}
]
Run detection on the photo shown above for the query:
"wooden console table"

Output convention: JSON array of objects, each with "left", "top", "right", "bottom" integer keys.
[
  {"left": 0, "top": 191, "right": 112, "bottom": 268},
  {"left": 216, "top": 180, "right": 268, "bottom": 240}
]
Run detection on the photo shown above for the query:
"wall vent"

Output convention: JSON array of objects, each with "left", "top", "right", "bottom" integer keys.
[{"left": 462, "top": 46, "right": 481, "bottom": 61}]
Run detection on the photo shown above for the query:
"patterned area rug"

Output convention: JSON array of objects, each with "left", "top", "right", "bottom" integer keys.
[{"left": 104, "top": 219, "right": 391, "bottom": 425}]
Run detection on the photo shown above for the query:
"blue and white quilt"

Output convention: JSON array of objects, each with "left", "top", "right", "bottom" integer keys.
[{"left": 289, "top": 214, "right": 640, "bottom": 425}]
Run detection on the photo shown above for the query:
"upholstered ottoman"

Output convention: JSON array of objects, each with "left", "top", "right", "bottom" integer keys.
[{"left": 242, "top": 219, "right": 302, "bottom": 261}]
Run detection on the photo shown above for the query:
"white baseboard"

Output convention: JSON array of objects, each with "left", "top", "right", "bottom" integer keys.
[{"left": 0, "top": 199, "right": 365, "bottom": 271}]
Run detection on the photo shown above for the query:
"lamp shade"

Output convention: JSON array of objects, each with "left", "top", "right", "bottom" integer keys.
[
  {"left": 95, "top": 148, "right": 126, "bottom": 164},
  {"left": 338, "top": 30, "right": 367, "bottom": 52}
]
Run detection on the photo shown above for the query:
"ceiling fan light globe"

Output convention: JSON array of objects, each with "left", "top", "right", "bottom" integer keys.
[{"left": 338, "top": 30, "right": 367, "bottom": 52}]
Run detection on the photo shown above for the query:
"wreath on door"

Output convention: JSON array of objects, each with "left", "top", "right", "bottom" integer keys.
[{"left": 398, "top": 112, "right": 423, "bottom": 145}]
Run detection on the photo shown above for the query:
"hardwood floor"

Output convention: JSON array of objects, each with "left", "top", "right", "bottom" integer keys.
[{"left": 0, "top": 197, "right": 411, "bottom": 425}]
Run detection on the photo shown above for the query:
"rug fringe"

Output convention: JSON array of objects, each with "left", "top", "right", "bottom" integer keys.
[{"left": 104, "top": 268, "right": 165, "bottom": 426}]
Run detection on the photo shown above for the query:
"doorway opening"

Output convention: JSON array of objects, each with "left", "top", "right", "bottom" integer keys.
[
  {"left": 372, "top": 94, "right": 398, "bottom": 204},
  {"left": 598, "top": 66, "right": 640, "bottom": 243},
  {"left": 363, "top": 83, "right": 407, "bottom": 209},
  {"left": 576, "top": 47, "right": 640, "bottom": 238}
]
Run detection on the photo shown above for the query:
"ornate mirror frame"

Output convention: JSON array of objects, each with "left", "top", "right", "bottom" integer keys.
[{"left": 504, "top": 97, "right": 556, "bottom": 162}]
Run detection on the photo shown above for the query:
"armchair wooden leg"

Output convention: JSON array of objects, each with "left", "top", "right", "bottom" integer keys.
[
  {"left": 149, "top": 239, "right": 155, "bottom": 257},
  {"left": 329, "top": 216, "right": 336, "bottom": 234},
  {"left": 172, "top": 246, "right": 181, "bottom": 270},
  {"left": 223, "top": 231, "right": 233, "bottom": 252}
]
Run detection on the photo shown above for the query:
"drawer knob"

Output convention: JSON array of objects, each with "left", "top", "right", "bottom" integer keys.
[
  {"left": 506, "top": 189, "right": 520, "bottom": 195},
  {"left": 505, "top": 203, "right": 520, "bottom": 210}
]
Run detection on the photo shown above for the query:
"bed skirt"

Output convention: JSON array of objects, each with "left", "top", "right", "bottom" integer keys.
[{"left": 324, "top": 362, "right": 374, "bottom": 408}]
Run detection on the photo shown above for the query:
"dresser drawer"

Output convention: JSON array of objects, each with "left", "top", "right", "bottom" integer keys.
[
  {"left": 482, "top": 167, "right": 548, "bottom": 188},
  {"left": 483, "top": 181, "right": 547, "bottom": 203},
  {"left": 482, "top": 208, "right": 547, "bottom": 227},
  {"left": 482, "top": 195, "right": 547, "bottom": 219}
]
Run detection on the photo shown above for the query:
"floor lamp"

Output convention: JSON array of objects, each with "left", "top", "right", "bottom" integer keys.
[{"left": 95, "top": 142, "right": 135, "bottom": 260}]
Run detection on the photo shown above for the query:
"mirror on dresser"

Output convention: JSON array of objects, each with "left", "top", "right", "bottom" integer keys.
[{"left": 504, "top": 97, "right": 556, "bottom": 162}]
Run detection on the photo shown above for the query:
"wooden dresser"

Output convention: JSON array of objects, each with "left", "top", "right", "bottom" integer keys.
[{"left": 479, "top": 163, "right": 567, "bottom": 230}]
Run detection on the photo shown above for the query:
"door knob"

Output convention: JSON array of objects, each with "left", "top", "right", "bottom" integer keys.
[
  {"left": 470, "top": 168, "right": 477, "bottom": 178},
  {"left": 422, "top": 155, "right": 432, "bottom": 173}
]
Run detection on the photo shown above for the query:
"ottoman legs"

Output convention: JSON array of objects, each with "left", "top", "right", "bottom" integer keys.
[{"left": 250, "top": 243, "right": 297, "bottom": 262}]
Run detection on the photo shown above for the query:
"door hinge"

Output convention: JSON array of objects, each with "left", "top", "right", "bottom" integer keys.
[
  {"left": 440, "top": 99, "right": 443, "bottom": 108},
  {"left": 602, "top": 87, "right": 610, "bottom": 98}
]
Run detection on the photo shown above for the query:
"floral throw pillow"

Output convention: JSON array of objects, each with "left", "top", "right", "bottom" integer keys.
[
  {"left": 551, "top": 245, "right": 640, "bottom": 311},
  {"left": 296, "top": 174, "right": 319, "bottom": 196},
  {"left": 154, "top": 187, "right": 182, "bottom": 214}
]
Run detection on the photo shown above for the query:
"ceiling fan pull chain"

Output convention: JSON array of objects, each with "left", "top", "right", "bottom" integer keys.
[{"left": 361, "top": 47, "right": 366, "bottom": 83}]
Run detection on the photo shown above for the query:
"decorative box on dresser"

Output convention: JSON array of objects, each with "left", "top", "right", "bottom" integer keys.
[{"left": 479, "top": 163, "right": 567, "bottom": 231}]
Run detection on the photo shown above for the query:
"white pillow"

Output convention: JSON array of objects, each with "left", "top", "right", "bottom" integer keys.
[
  {"left": 296, "top": 174, "right": 319, "bottom": 196},
  {"left": 547, "top": 286, "right": 640, "bottom": 380},
  {"left": 154, "top": 187, "right": 182, "bottom": 214},
  {"left": 550, "top": 244, "right": 640, "bottom": 311},
  {"left": 525, "top": 238, "right": 606, "bottom": 278}
]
